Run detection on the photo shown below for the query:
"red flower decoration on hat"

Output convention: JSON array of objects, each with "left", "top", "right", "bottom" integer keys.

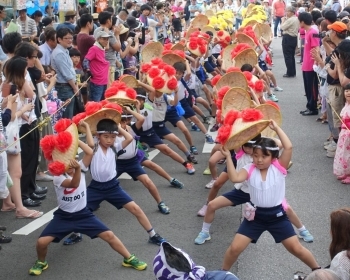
[
  {"left": 167, "top": 78, "right": 178, "bottom": 90},
  {"left": 104, "top": 102, "right": 123, "bottom": 113},
  {"left": 218, "top": 86, "right": 230, "bottom": 100},
  {"left": 225, "top": 36, "right": 231, "bottom": 42},
  {"left": 216, "top": 98, "right": 223, "bottom": 110},
  {"left": 216, "top": 109, "right": 222, "bottom": 124},
  {"left": 151, "top": 58, "right": 163, "bottom": 65},
  {"left": 125, "top": 88, "right": 137, "bottom": 99},
  {"left": 72, "top": 112, "right": 87, "bottom": 125},
  {"left": 152, "top": 76, "right": 166, "bottom": 89},
  {"left": 48, "top": 161, "right": 66, "bottom": 176},
  {"left": 227, "top": 67, "right": 241, "bottom": 73},
  {"left": 199, "top": 45, "right": 207, "bottom": 55},
  {"left": 56, "top": 131, "right": 73, "bottom": 153},
  {"left": 163, "top": 65, "right": 176, "bottom": 76},
  {"left": 241, "top": 108, "right": 263, "bottom": 122},
  {"left": 162, "top": 49, "right": 173, "bottom": 55},
  {"left": 40, "top": 135, "right": 56, "bottom": 159},
  {"left": 217, "top": 30, "right": 224, "bottom": 36},
  {"left": 141, "top": 63, "right": 152, "bottom": 73},
  {"left": 224, "top": 110, "right": 240, "bottom": 125},
  {"left": 85, "top": 101, "right": 103, "bottom": 116},
  {"left": 189, "top": 41, "right": 198, "bottom": 50},
  {"left": 243, "top": 71, "right": 253, "bottom": 81},
  {"left": 43, "top": 151, "right": 53, "bottom": 161},
  {"left": 254, "top": 80, "right": 264, "bottom": 92},
  {"left": 173, "top": 50, "right": 185, "bottom": 58},
  {"left": 216, "top": 124, "right": 231, "bottom": 144},
  {"left": 212, "top": 75, "right": 222, "bottom": 86},
  {"left": 149, "top": 67, "right": 161, "bottom": 78},
  {"left": 100, "top": 99, "right": 109, "bottom": 107},
  {"left": 265, "top": 100, "right": 280, "bottom": 110},
  {"left": 54, "top": 119, "right": 72, "bottom": 133},
  {"left": 164, "top": 43, "right": 173, "bottom": 50},
  {"left": 231, "top": 43, "right": 252, "bottom": 58}
]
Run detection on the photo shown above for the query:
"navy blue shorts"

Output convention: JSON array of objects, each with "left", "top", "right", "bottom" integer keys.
[
  {"left": 196, "top": 67, "right": 208, "bottom": 84},
  {"left": 152, "top": 121, "right": 172, "bottom": 138},
  {"left": 189, "top": 89, "right": 199, "bottom": 99},
  {"left": 222, "top": 189, "right": 250, "bottom": 206},
  {"left": 180, "top": 98, "right": 195, "bottom": 119},
  {"left": 165, "top": 107, "right": 181, "bottom": 127},
  {"left": 117, "top": 156, "right": 146, "bottom": 181},
  {"left": 87, "top": 178, "right": 133, "bottom": 211},
  {"left": 237, "top": 204, "right": 296, "bottom": 243},
  {"left": 258, "top": 59, "right": 269, "bottom": 72},
  {"left": 40, "top": 207, "right": 109, "bottom": 243},
  {"left": 204, "top": 60, "right": 216, "bottom": 73},
  {"left": 139, "top": 132, "right": 164, "bottom": 148}
]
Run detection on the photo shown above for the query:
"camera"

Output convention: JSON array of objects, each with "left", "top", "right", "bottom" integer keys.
[{"left": 312, "top": 31, "right": 327, "bottom": 39}]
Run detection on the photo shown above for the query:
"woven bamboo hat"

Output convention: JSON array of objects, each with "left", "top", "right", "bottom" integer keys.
[
  {"left": 201, "top": 25, "right": 217, "bottom": 37},
  {"left": 215, "top": 71, "right": 248, "bottom": 91},
  {"left": 185, "top": 28, "right": 200, "bottom": 39},
  {"left": 105, "top": 81, "right": 138, "bottom": 106},
  {"left": 191, "top": 14, "right": 209, "bottom": 29},
  {"left": 119, "top": 75, "right": 139, "bottom": 88},
  {"left": 244, "top": 19, "right": 258, "bottom": 27},
  {"left": 233, "top": 48, "right": 258, "bottom": 68},
  {"left": 161, "top": 53, "right": 185, "bottom": 66},
  {"left": 221, "top": 44, "right": 237, "bottom": 71},
  {"left": 205, "top": 10, "right": 215, "bottom": 17},
  {"left": 222, "top": 87, "right": 252, "bottom": 117},
  {"left": 255, "top": 103, "right": 282, "bottom": 137},
  {"left": 171, "top": 43, "right": 185, "bottom": 51},
  {"left": 236, "top": 33, "right": 256, "bottom": 48},
  {"left": 40, "top": 119, "right": 79, "bottom": 176},
  {"left": 254, "top": 23, "right": 272, "bottom": 42},
  {"left": 141, "top": 42, "right": 164, "bottom": 63}
]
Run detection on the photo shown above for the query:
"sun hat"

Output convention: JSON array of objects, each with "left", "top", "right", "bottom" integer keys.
[
  {"left": 255, "top": 102, "right": 282, "bottom": 137},
  {"left": 205, "top": 10, "right": 215, "bottom": 17},
  {"left": 186, "top": 31, "right": 210, "bottom": 57},
  {"left": 105, "top": 81, "right": 138, "bottom": 106},
  {"left": 161, "top": 53, "right": 185, "bottom": 66},
  {"left": 94, "top": 29, "right": 112, "bottom": 40},
  {"left": 185, "top": 28, "right": 200, "bottom": 39},
  {"left": 40, "top": 119, "right": 79, "bottom": 176},
  {"left": 92, "top": 13, "right": 99, "bottom": 20},
  {"left": 201, "top": 25, "right": 217, "bottom": 37},
  {"left": 72, "top": 101, "right": 123, "bottom": 134},
  {"left": 141, "top": 41, "right": 164, "bottom": 63},
  {"left": 119, "top": 74, "right": 139, "bottom": 88},
  {"left": 233, "top": 48, "right": 258, "bottom": 69},
  {"left": 141, "top": 58, "right": 178, "bottom": 94},
  {"left": 65, "top": 10, "right": 76, "bottom": 17},
  {"left": 253, "top": 23, "right": 272, "bottom": 42},
  {"left": 215, "top": 30, "right": 231, "bottom": 47},
  {"left": 214, "top": 71, "right": 248, "bottom": 91},
  {"left": 190, "top": 14, "right": 209, "bottom": 29},
  {"left": 216, "top": 108, "right": 270, "bottom": 150},
  {"left": 222, "top": 87, "right": 252, "bottom": 117},
  {"left": 127, "top": 16, "right": 142, "bottom": 30},
  {"left": 221, "top": 44, "right": 237, "bottom": 71},
  {"left": 327, "top": 21, "right": 348, "bottom": 33},
  {"left": 171, "top": 42, "right": 185, "bottom": 51}
]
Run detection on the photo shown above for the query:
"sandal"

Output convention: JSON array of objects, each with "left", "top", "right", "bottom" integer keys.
[
  {"left": 316, "top": 117, "right": 323, "bottom": 122},
  {"left": 0, "top": 235, "right": 12, "bottom": 243},
  {"left": 16, "top": 210, "right": 43, "bottom": 219},
  {"left": 322, "top": 120, "right": 328, "bottom": 124},
  {"left": 341, "top": 177, "right": 350, "bottom": 184}
]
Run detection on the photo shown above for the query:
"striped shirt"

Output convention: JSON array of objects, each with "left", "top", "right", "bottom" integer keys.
[{"left": 17, "top": 16, "right": 36, "bottom": 37}]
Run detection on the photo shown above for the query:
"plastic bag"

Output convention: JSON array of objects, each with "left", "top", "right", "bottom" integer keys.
[
  {"left": 242, "top": 202, "right": 256, "bottom": 221},
  {"left": 5, "top": 117, "right": 21, "bottom": 154},
  {"left": 175, "top": 103, "right": 185, "bottom": 116}
]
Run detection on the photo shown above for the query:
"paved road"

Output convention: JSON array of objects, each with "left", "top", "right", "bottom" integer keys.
[{"left": 1, "top": 39, "right": 348, "bottom": 280}]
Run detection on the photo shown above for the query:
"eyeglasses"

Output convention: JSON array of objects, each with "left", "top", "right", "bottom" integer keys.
[{"left": 63, "top": 37, "right": 73, "bottom": 40}]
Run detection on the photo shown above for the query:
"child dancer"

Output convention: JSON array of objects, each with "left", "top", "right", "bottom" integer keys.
[
  {"left": 116, "top": 106, "right": 170, "bottom": 214},
  {"left": 195, "top": 135, "right": 314, "bottom": 244},
  {"left": 220, "top": 121, "right": 320, "bottom": 271},
  {"left": 29, "top": 137, "right": 147, "bottom": 276},
  {"left": 132, "top": 84, "right": 196, "bottom": 174},
  {"left": 333, "top": 84, "right": 350, "bottom": 184}
]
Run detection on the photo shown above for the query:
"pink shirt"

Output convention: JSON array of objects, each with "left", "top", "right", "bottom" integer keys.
[
  {"left": 302, "top": 27, "right": 319, "bottom": 71},
  {"left": 273, "top": 0, "right": 286, "bottom": 17},
  {"left": 299, "top": 27, "right": 305, "bottom": 39},
  {"left": 85, "top": 44, "right": 109, "bottom": 85}
]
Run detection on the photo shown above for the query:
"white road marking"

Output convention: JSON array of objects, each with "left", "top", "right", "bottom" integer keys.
[
  {"left": 13, "top": 207, "right": 58, "bottom": 235},
  {"left": 12, "top": 149, "right": 161, "bottom": 235},
  {"left": 202, "top": 124, "right": 218, "bottom": 153}
]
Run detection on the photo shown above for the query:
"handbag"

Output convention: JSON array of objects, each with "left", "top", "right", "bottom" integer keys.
[{"left": 5, "top": 117, "right": 21, "bottom": 154}]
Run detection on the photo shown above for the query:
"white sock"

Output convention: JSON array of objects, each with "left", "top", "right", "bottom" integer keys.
[
  {"left": 297, "top": 226, "right": 306, "bottom": 232},
  {"left": 202, "top": 222, "right": 211, "bottom": 233},
  {"left": 205, "top": 133, "right": 210, "bottom": 137},
  {"left": 147, "top": 228, "right": 156, "bottom": 237}
]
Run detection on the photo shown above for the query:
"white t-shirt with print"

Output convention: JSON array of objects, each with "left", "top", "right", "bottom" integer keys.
[{"left": 148, "top": 94, "right": 174, "bottom": 122}]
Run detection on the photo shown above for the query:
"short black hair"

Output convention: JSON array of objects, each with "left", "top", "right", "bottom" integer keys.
[
  {"left": 14, "top": 42, "right": 38, "bottom": 58},
  {"left": 79, "top": 7, "right": 90, "bottom": 16},
  {"left": 298, "top": 12, "right": 313, "bottom": 26},
  {"left": 344, "top": 83, "right": 350, "bottom": 90},
  {"left": 0, "top": 5, "right": 5, "bottom": 12},
  {"left": 2, "top": 32, "right": 22, "bottom": 54},
  {"left": 69, "top": 48, "right": 81, "bottom": 57},
  {"left": 126, "top": 2, "right": 133, "bottom": 9},
  {"left": 240, "top": 64, "right": 253, "bottom": 72},
  {"left": 205, "top": 31, "right": 213, "bottom": 37},
  {"left": 97, "top": 119, "right": 118, "bottom": 133},
  {"left": 141, "top": 4, "right": 152, "bottom": 11},
  {"left": 104, "top": 6, "right": 114, "bottom": 14},
  {"left": 311, "top": 10, "right": 322, "bottom": 24},
  {"left": 242, "top": 133, "right": 262, "bottom": 148},
  {"left": 56, "top": 27, "right": 73, "bottom": 39},
  {"left": 253, "top": 138, "right": 279, "bottom": 159},
  {"left": 99, "top": 11, "right": 112, "bottom": 25},
  {"left": 80, "top": 13, "right": 93, "bottom": 27},
  {"left": 324, "top": 10, "right": 337, "bottom": 24},
  {"left": 135, "top": 87, "right": 147, "bottom": 98},
  {"left": 173, "top": 61, "right": 186, "bottom": 72},
  {"left": 31, "top": 10, "right": 43, "bottom": 18}
]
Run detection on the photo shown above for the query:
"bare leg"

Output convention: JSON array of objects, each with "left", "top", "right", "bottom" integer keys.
[
  {"left": 266, "top": 70, "right": 277, "bottom": 87},
  {"left": 155, "top": 144, "right": 186, "bottom": 165},
  {"left": 281, "top": 236, "right": 319, "bottom": 269},
  {"left": 222, "top": 233, "right": 252, "bottom": 270},
  {"left": 204, "top": 196, "right": 233, "bottom": 224},
  {"left": 2, "top": 195, "right": 16, "bottom": 211},
  {"left": 141, "top": 160, "right": 171, "bottom": 181},
  {"left": 136, "top": 174, "right": 162, "bottom": 204},
  {"left": 285, "top": 206, "right": 303, "bottom": 229},
  {"left": 36, "top": 236, "right": 55, "bottom": 261},
  {"left": 202, "top": 84, "right": 213, "bottom": 105},
  {"left": 207, "top": 172, "right": 229, "bottom": 202},
  {"left": 98, "top": 231, "right": 130, "bottom": 259},
  {"left": 175, "top": 121, "right": 194, "bottom": 147},
  {"left": 163, "top": 133, "right": 189, "bottom": 154},
  {"left": 123, "top": 201, "right": 153, "bottom": 231},
  {"left": 191, "top": 105, "right": 206, "bottom": 120},
  {"left": 209, "top": 151, "right": 225, "bottom": 179},
  {"left": 196, "top": 97, "right": 211, "bottom": 112}
]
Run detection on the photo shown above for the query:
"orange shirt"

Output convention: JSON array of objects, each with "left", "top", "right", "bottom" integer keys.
[{"left": 273, "top": 0, "right": 286, "bottom": 17}]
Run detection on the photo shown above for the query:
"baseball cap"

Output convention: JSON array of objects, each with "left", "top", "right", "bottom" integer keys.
[
  {"left": 327, "top": 21, "right": 348, "bottom": 32},
  {"left": 94, "top": 29, "right": 112, "bottom": 39}
]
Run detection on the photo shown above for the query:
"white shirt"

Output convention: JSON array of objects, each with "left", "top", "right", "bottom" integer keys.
[
  {"left": 139, "top": 105, "right": 153, "bottom": 131},
  {"left": 53, "top": 160, "right": 88, "bottom": 213},
  {"left": 243, "top": 163, "right": 286, "bottom": 207},
  {"left": 234, "top": 151, "right": 252, "bottom": 193},
  {"left": 330, "top": 251, "right": 350, "bottom": 280},
  {"left": 148, "top": 94, "right": 173, "bottom": 122},
  {"left": 90, "top": 142, "right": 122, "bottom": 182},
  {"left": 115, "top": 131, "right": 138, "bottom": 159},
  {"left": 212, "top": 44, "right": 221, "bottom": 54},
  {"left": 177, "top": 80, "right": 188, "bottom": 100}
]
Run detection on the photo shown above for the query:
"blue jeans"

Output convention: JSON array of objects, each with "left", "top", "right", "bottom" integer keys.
[
  {"left": 235, "top": 18, "right": 242, "bottom": 30},
  {"left": 89, "top": 82, "right": 107, "bottom": 102},
  {"left": 56, "top": 84, "right": 75, "bottom": 119},
  {"left": 273, "top": 16, "right": 282, "bottom": 37}
]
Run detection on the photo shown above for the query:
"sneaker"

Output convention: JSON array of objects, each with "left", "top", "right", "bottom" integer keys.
[
  {"left": 122, "top": 254, "right": 147, "bottom": 270},
  {"left": 190, "top": 146, "right": 198, "bottom": 155},
  {"left": 326, "top": 141, "right": 337, "bottom": 152},
  {"left": 29, "top": 260, "right": 48, "bottom": 275},
  {"left": 170, "top": 178, "right": 184, "bottom": 189},
  {"left": 194, "top": 231, "right": 211, "bottom": 245},
  {"left": 197, "top": 204, "right": 208, "bottom": 217},
  {"left": 323, "top": 138, "right": 333, "bottom": 147},
  {"left": 298, "top": 229, "right": 314, "bottom": 243},
  {"left": 158, "top": 202, "right": 170, "bottom": 214},
  {"left": 191, "top": 124, "right": 201, "bottom": 132},
  {"left": 149, "top": 233, "right": 166, "bottom": 245},
  {"left": 185, "top": 162, "right": 195, "bottom": 174},
  {"left": 187, "top": 154, "right": 198, "bottom": 164},
  {"left": 203, "top": 116, "right": 210, "bottom": 124},
  {"left": 205, "top": 179, "right": 216, "bottom": 189},
  {"left": 327, "top": 150, "right": 336, "bottom": 158},
  {"left": 274, "top": 86, "right": 283, "bottom": 92},
  {"left": 210, "top": 123, "right": 219, "bottom": 132},
  {"left": 203, "top": 167, "right": 211, "bottom": 175},
  {"left": 141, "top": 144, "right": 149, "bottom": 152},
  {"left": 35, "top": 174, "right": 53, "bottom": 182},
  {"left": 205, "top": 135, "right": 214, "bottom": 144},
  {"left": 63, "top": 233, "right": 83, "bottom": 245},
  {"left": 267, "top": 94, "right": 279, "bottom": 102}
]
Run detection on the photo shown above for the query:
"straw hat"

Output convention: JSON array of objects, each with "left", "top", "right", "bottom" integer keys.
[
  {"left": 141, "top": 42, "right": 164, "bottom": 63},
  {"left": 161, "top": 53, "right": 185, "bottom": 66},
  {"left": 254, "top": 23, "right": 272, "bottom": 42},
  {"left": 80, "top": 108, "right": 122, "bottom": 134},
  {"left": 105, "top": 81, "right": 138, "bottom": 106},
  {"left": 119, "top": 75, "right": 139, "bottom": 88},
  {"left": 201, "top": 25, "right": 217, "bottom": 37},
  {"left": 221, "top": 44, "right": 236, "bottom": 71},
  {"left": 205, "top": 10, "right": 215, "bottom": 17},
  {"left": 185, "top": 28, "right": 200, "bottom": 39},
  {"left": 186, "top": 32, "right": 209, "bottom": 57},
  {"left": 215, "top": 71, "right": 248, "bottom": 91},
  {"left": 216, "top": 30, "right": 231, "bottom": 47},
  {"left": 191, "top": 14, "right": 209, "bottom": 29},
  {"left": 171, "top": 43, "right": 185, "bottom": 51},
  {"left": 236, "top": 33, "right": 256, "bottom": 48},
  {"left": 119, "top": 24, "right": 129, "bottom": 35},
  {"left": 40, "top": 119, "right": 79, "bottom": 176},
  {"left": 243, "top": 19, "right": 258, "bottom": 27},
  {"left": 222, "top": 87, "right": 252, "bottom": 117},
  {"left": 233, "top": 48, "right": 258, "bottom": 69},
  {"left": 255, "top": 103, "right": 282, "bottom": 137}
]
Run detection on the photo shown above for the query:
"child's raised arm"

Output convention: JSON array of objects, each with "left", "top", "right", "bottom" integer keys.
[
  {"left": 79, "top": 139, "right": 93, "bottom": 168},
  {"left": 79, "top": 120, "right": 94, "bottom": 148},
  {"left": 270, "top": 120, "right": 292, "bottom": 169},
  {"left": 126, "top": 104, "right": 144, "bottom": 130},
  {"left": 221, "top": 146, "right": 248, "bottom": 183},
  {"left": 138, "top": 81, "right": 155, "bottom": 102},
  {"left": 60, "top": 159, "right": 81, "bottom": 189},
  {"left": 116, "top": 123, "right": 133, "bottom": 149}
]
